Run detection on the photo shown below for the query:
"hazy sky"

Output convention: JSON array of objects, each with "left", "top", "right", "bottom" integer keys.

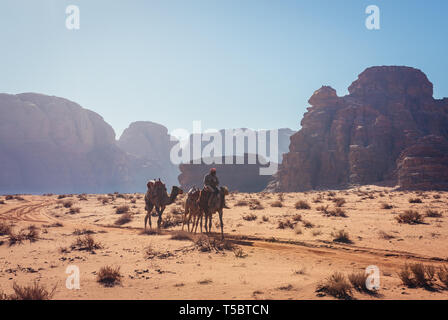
[{"left": 1, "top": 0, "right": 447, "bottom": 138}]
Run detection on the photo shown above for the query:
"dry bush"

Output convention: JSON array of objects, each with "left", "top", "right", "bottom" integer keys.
[
  {"left": 130, "top": 198, "right": 137, "bottom": 204},
  {"left": 381, "top": 203, "right": 393, "bottom": 210},
  {"left": 198, "top": 279, "right": 213, "bottom": 285},
  {"left": 72, "top": 228, "right": 95, "bottom": 235},
  {"left": 97, "top": 196, "right": 109, "bottom": 204},
  {"left": 262, "top": 215, "right": 269, "bottom": 222},
  {"left": 409, "top": 198, "right": 423, "bottom": 204},
  {"left": 234, "top": 200, "right": 249, "bottom": 206},
  {"left": 333, "top": 197, "right": 346, "bottom": 207},
  {"left": 433, "top": 194, "right": 441, "bottom": 199},
  {"left": 316, "top": 272, "right": 352, "bottom": 299},
  {"left": 72, "top": 234, "right": 103, "bottom": 252},
  {"left": 425, "top": 209, "right": 442, "bottom": 218},
  {"left": 194, "top": 235, "right": 233, "bottom": 252},
  {"left": 0, "top": 200, "right": 5, "bottom": 205},
  {"left": 399, "top": 263, "right": 436, "bottom": 288},
  {"left": 97, "top": 266, "right": 122, "bottom": 287},
  {"left": 292, "top": 214, "right": 302, "bottom": 222},
  {"left": 114, "top": 213, "right": 132, "bottom": 225},
  {"left": 77, "top": 194, "right": 88, "bottom": 201},
  {"left": 302, "top": 220, "right": 314, "bottom": 228},
  {"left": 332, "top": 230, "right": 352, "bottom": 244},
  {"left": 278, "top": 284, "right": 294, "bottom": 291},
  {"left": 8, "top": 230, "right": 26, "bottom": 245},
  {"left": 327, "top": 191, "right": 336, "bottom": 197},
  {"left": 316, "top": 205, "right": 329, "bottom": 214},
  {"left": 396, "top": 210, "right": 424, "bottom": 224},
  {"left": 62, "top": 200, "right": 73, "bottom": 208},
  {"left": 5, "top": 195, "right": 14, "bottom": 200},
  {"left": 312, "top": 196, "right": 323, "bottom": 203},
  {"left": 8, "top": 281, "right": 56, "bottom": 300},
  {"left": 437, "top": 265, "right": 448, "bottom": 287},
  {"left": 378, "top": 230, "right": 395, "bottom": 240},
  {"left": 295, "top": 200, "right": 311, "bottom": 210},
  {"left": 170, "top": 230, "right": 194, "bottom": 241},
  {"left": 161, "top": 214, "right": 183, "bottom": 228},
  {"left": 277, "top": 219, "right": 295, "bottom": 229},
  {"left": 249, "top": 199, "right": 264, "bottom": 210},
  {"left": 233, "top": 247, "right": 247, "bottom": 258},
  {"left": 328, "top": 207, "right": 347, "bottom": 217},
  {"left": 68, "top": 207, "right": 81, "bottom": 214},
  {"left": 348, "top": 271, "right": 375, "bottom": 293},
  {"left": 270, "top": 200, "right": 283, "bottom": 208},
  {"left": 243, "top": 213, "right": 257, "bottom": 221},
  {"left": 115, "top": 205, "right": 129, "bottom": 214},
  {"left": 0, "top": 221, "right": 12, "bottom": 235}
]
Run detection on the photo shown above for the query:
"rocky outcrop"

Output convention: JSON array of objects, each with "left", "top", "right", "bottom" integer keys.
[
  {"left": 271, "top": 66, "right": 448, "bottom": 191},
  {"left": 0, "top": 93, "right": 176, "bottom": 194},
  {"left": 397, "top": 135, "right": 448, "bottom": 190},
  {"left": 117, "top": 121, "right": 180, "bottom": 187},
  {"left": 178, "top": 154, "right": 274, "bottom": 192}
]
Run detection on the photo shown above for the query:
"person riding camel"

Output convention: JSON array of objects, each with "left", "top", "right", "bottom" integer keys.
[{"left": 203, "top": 168, "right": 220, "bottom": 207}]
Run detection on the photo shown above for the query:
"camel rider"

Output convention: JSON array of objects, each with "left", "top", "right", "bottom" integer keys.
[{"left": 204, "top": 168, "right": 219, "bottom": 206}]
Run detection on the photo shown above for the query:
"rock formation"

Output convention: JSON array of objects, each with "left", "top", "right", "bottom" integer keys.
[
  {"left": 271, "top": 66, "right": 448, "bottom": 191},
  {"left": 0, "top": 93, "right": 175, "bottom": 194}
]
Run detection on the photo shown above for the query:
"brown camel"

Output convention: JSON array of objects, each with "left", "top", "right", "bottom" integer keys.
[
  {"left": 182, "top": 187, "right": 202, "bottom": 233},
  {"left": 144, "top": 180, "right": 183, "bottom": 230},
  {"left": 198, "top": 186, "right": 229, "bottom": 240}
]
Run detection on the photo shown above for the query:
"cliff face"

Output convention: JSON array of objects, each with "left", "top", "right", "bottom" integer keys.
[
  {"left": 117, "top": 121, "right": 180, "bottom": 187},
  {"left": 272, "top": 66, "right": 448, "bottom": 191},
  {"left": 0, "top": 93, "right": 130, "bottom": 194},
  {"left": 0, "top": 94, "right": 179, "bottom": 194}
]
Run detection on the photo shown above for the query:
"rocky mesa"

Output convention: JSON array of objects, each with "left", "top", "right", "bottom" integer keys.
[{"left": 271, "top": 66, "right": 448, "bottom": 191}]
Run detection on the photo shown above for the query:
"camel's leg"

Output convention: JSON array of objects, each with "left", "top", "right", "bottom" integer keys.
[
  {"left": 157, "top": 206, "right": 165, "bottom": 229},
  {"left": 218, "top": 208, "right": 224, "bottom": 240},
  {"left": 208, "top": 213, "right": 213, "bottom": 234},
  {"left": 144, "top": 203, "right": 154, "bottom": 230},
  {"left": 182, "top": 206, "right": 188, "bottom": 231}
]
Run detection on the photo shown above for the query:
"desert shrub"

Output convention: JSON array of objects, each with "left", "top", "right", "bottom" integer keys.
[
  {"left": 409, "top": 198, "right": 422, "bottom": 204},
  {"left": 433, "top": 194, "right": 441, "bottom": 199},
  {"left": 243, "top": 213, "right": 257, "bottom": 221},
  {"left": 62, "top": 200, "right": 73, "bottom": 208},
  {"left": 249, "top": 199, "right": 264, "bottom": 210},
  {"left": 194, "top": 235, "right": 233, "bottom": 252},
  {"left": 378, "top": 230, "right": 395, "bottom": 240},
  {"left": 97, "top": 266, "right": 122, "bottom": 287},
  {"left": 68, "top": 207, "right": 81, "bottom": 214},
  {"left": 114, "top": 213, "right": 132, "bottom": 225},
  {"left": 381, "top": 203, "right": 393, "bottom": 210},
  {"left": 8, "top": 230, "right": 26, "bottom": 245},
  {"left": 115, "top": 205, "right": 129, "bottom": 214},
  {"left": 9, "top": 281, "right": 56, "bottom": 300},
  {"left": 425, "top": 209, "right": 442, "bottom": 218},
  {"left": 161, "top": 214, "right": 183, "bottom": 228},
  {"left": 0, "top": 200, "right": 5, "bottom": 205},
  {"left": 302, "top": 220, "right": 314, "bottom": 228},
  {"left": 72, "top": 234, "right": 103, "bottom": 252},
  {"left": 316, "top": 205, "right": 329, "bottom": 214},
  {"left": 399, "top": 263, "right": 436, "bottom": 287},
  {"left": 233, "top": 247, "right": 247, "bottom": 258},
  {"left": 396, "top": 210, "right": 424, "bottom": 224},
  {"left": 295, "top": 200, "right": 310, "bottom": 210},
  {"left": 333, "top": 198, "right": 346, "bottom": 207},
  {"left": 235, "top": 200, "right": 249, "bottom": 206},
  {"left": 292, "top": 214, "right": 302, "bottom": 222},
  {"left": 328, "top": 208, "right": 347, "bottom": 217},
  {"left": 0, "top": 221, "right": 12, "bottom": 236},
  {"left": 437, "top": 265, "right": 448, "bottom": 287},
  {"left": 348, "top": 271, "right": 375, "bottom": 293},
  {"left": 327, "top": 191, "right": 336, "bottom": 197},
  {"left": 198, "top": 279, "right": 212, "bottom": 285},
  {"left": 262, "top": 215, "right": 269, "bottom": 222},
  {"left": 77, "top": 194, "right": 88, "bottom": 201},
  {"left": 277, "top": 219, "right": 295, "bottom": 229},
  {"left": 332, "top": 230, "right": 352, "bottom": 244},
  {"left": 72, "top": 228, "right": 95, "bottom": 235},
  {"left": 270, "top": 200, "right": 283, "bottom": 208},
  {"left": 170, "top": 230, "right": 194, "bottom": 241},
  {"left": 316, "top": 272, "right": 352, "bottom": 299},
  {"left": 5, "top": 195, "right": 14, "bottom": 200}
]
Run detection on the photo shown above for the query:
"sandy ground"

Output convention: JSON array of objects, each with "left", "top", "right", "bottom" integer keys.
[{"left": 0, "top": 186, "right": 447, "bottom": 300}]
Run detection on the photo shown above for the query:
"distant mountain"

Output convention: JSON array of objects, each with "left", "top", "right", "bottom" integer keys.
[{"left": 0, "top": 93, "right": 174, "bottom": 194}]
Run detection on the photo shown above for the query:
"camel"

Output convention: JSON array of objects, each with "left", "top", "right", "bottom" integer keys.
[
  {"left": 144, "top": 180, "right": 183, "bottom": 230},
  {"left": 182, "top": 187, "right": 202, "bottom": 233},
  {"left": 198, "top": 186, "right": 229, "bottom": 240}
]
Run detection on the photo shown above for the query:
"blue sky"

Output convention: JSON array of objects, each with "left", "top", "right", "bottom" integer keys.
[{"left": 1, "top": 0, "right": 447, "bottom": 138}]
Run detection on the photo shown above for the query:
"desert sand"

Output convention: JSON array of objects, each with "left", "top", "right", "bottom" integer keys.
[{"left": 0, "top": 187, "right": 447, "bottom": 300}]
